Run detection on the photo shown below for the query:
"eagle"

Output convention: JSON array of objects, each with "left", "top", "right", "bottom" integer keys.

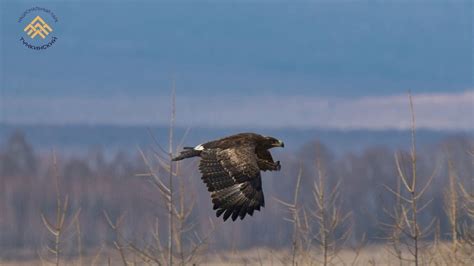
[{"left": 172, "top": 133, "right": 284, "bottom": 221}]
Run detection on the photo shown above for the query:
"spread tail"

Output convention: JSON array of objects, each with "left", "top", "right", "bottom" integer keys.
[{"left": 172, "top": 147, "right": 201, "bottom": 161}]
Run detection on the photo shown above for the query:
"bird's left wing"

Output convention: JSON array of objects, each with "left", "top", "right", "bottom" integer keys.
[{"left": 199, "top": 145, "right": 265, "bottom": 221}]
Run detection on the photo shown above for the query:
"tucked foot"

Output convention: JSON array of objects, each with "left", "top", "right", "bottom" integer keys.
[{"left": 275, "top": 161, "right": 281, "bottom": 171}]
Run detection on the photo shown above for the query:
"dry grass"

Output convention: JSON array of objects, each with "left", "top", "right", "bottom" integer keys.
[{"left": 3, "top": 243, "right": 472, "bottom": 266}]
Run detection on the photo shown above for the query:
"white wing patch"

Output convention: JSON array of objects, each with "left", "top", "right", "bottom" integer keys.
[{"left": 194, "top": 144, "right": 204, "bottom": 151}]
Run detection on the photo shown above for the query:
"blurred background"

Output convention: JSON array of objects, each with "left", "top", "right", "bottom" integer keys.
[{"left": 0, "top": 0, "right": 472, "bottom": 264}]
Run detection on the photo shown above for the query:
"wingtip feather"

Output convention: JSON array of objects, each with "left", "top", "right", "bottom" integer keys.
[{"left": 223, "top": 209, "right": 233, "bottom": 221}]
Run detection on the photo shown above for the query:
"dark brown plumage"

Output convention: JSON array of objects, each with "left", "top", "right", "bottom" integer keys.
[{"left": 172, "top": 133, "right": 284, "bottom": 221}]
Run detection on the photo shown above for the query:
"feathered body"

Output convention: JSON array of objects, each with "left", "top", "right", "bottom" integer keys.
[{"left": 172, "top": 133, "right": 284, "bottom": 221}]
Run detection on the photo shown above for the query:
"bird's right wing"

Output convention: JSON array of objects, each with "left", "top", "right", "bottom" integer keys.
[{"left": 199, "top": 145, "right": 265, "bottom": 221}]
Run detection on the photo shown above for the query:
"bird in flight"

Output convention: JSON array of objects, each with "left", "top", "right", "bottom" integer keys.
[{"left": 172, "top": 133, "right": 284, "bottom": 221}]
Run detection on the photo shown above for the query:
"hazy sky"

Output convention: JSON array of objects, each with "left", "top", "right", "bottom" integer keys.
[{"left": 1, "top": 0, "right": 472, "bottom": 129}]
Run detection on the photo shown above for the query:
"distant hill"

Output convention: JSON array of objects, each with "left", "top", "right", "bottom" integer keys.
[{"left": 1, "top": 124, "right": 472, "bottom": 156}]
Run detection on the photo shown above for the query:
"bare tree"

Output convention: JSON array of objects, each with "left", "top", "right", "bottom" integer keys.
[
  {"left": 75, "top": 216, "right": 83, "bottom": 266},
  {"left": 40, "top": 152, "right": 81, "bottom": 266},
  {"left": 443, "top": 156, "right": 461, "bottom": 263},
  {"left": 274, "top": 166, "right": 303, "bottom": 265},
  {"left": 276, "top": 144, "right": 351, "bottom": 266},
  {"left": 382, "top": 93, "right": 437, "bottom": 265},
  {"left": 310, "top": 145, "right": 352, "bottom": 266},
  {"left": 103, "top": 211, "right": 129, "bottom": 266},
  {"left": 456, "top": 148, "right": 474, "bottom": 261},
  {"left": 129, "top": 81, "right": 212, "bottom": 265},
  {"left": 167, "top": 79, "right": 176, "bottom": 266}
]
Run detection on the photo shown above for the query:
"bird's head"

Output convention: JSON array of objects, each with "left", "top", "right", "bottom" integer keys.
[{"left": 264, "top": 136, "right": 285, "bottom": 149}]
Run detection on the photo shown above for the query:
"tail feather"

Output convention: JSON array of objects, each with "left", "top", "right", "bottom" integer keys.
[{"left": 172, "top": 148, "right": 201, "bottom": 161}]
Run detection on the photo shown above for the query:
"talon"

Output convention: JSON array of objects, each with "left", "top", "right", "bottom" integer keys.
[{"left": 276, "top": 161, "right": 281, "bottom": 170}]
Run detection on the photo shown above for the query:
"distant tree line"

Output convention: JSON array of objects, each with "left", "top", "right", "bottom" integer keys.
[{"left": 0, "top": 130, "right": 472, "bottom": 260}]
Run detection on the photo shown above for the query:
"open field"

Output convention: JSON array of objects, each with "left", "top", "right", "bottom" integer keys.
[{"left": 1, "top": 244, "right": 473, "bottom": 265}]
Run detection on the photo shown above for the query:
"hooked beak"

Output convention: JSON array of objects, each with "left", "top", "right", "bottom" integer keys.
[{"left": 277, "top": 140, "right": 285, "bottom": 148}]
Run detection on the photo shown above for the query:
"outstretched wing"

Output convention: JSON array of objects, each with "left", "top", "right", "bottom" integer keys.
[{"left": 199, "top": 145, "right": 264, "bottom": 221}]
